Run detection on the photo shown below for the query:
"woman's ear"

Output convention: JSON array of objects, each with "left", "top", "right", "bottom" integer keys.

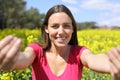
[{"left": 45, "top": 26, "right": 49, "bottom": 33}]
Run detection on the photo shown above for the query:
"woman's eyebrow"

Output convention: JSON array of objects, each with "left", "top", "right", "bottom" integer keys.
[
  {"left": 49, "top": 22, "right": 72, "bottom": 25},
  {"left": 49, "top": 23, "right": 58, "bottom": 26},
  {"left": 63, "top": 23, "right": 72, "bottom": 25}
]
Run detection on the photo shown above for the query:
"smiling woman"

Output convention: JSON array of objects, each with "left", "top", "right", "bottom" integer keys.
[
  {"left": 0, "top": 4, "right": 120, "bottom": 80},
  {"left": 45, "top": 12, "right": 73, "bottom": 48}
]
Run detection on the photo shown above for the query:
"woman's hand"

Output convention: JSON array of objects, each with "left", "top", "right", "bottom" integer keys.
[
  {"left": 107, "top": 47, "right": 120, "bottom": 80},
  {"left": 0, "top": 35, "right": 21, "bottom": 71}
]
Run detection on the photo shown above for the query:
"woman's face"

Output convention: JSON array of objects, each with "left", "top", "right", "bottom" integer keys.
[{"left": 45, "top": 12, "right": 73, "bottom": 47}]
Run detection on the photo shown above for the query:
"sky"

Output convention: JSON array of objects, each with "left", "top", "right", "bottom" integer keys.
[{"left": 25, "top": 0, "right": 120, "bottom": 27}]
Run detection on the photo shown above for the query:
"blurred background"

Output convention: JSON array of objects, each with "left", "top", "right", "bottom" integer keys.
[
  {"left": 0, "top": 0, "right": 120, "bottom": 80},
  {"left": 0, "top": 0, "right": 120, "bottom": 30}
]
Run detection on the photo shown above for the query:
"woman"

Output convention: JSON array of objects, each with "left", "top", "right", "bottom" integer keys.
[{"left": 0, "top": 4, "right": 120, "bottom": 80}]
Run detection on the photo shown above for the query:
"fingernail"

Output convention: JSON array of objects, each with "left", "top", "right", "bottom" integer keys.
[
  {"left": 8, "top": 35, "right": 13, "bottom": 38},
  {"left": 16, "top": 39, "right": 21, "bottom": 43}
]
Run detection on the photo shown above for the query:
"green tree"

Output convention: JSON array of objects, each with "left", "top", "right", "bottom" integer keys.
[
  {"left": 0, "top": 0, "right": 26, "bottom": 29},
  {"left": 22, "top": 7, "right": 45, "bottom": 29},
  {"left": 0, "top": 0, "right": 45, "bottom": 29},
  {"left": 77, "top": 22, "right": 99, "bottom": 30}
]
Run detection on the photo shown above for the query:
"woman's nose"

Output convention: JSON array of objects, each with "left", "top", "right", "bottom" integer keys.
[{"left": 58, "top": 26, "right": 65, "bottom": 34}]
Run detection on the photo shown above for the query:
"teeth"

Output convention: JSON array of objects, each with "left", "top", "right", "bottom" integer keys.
[
  {"left": 61, "top": 37, "right": 65, "bottom": 39},
  {"left": 57, "top": 37, "right": 66, "bottom": 40}
]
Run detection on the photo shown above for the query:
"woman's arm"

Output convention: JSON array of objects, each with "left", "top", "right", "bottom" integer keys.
[
  {"left": 80, "top": 49, "right": 110, "bottom": 73},
  {"left": 0, "top": 35, "right": 35, "bottom": 71},
  {"left": 81, "top": 47, "right": 120, "bottom": 80},
  {"left": 12, "top": 47, "right": 35, "bottom": 70}
]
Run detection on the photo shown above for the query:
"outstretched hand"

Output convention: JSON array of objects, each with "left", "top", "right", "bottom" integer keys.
[
  {"left": 107, "top": 47, "right": 120, "bottom": 80},
  {"left": 0, "top": 35, "right": 21, "bottom": 71}
]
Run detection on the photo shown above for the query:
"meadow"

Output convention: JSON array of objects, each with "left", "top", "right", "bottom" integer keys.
[{"left": 0, "top": 29, "right": 120, "bottom": 80}]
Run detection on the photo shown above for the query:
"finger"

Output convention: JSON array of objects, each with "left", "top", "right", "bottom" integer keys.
[
  {"left": 2, "top": 52, "right": 19, "bottom": 71},
  {"left": 111, "top": 63, "right": 119, "bottom": 80},
  {"left": 0, "top": 37, "right": 18, "bottom": 64},
  {"left": 112, "top": 47, "right": 120, "bottom": 61},
  {"left": 1, "top": 39, "right": 21, "bottom": 70},
  {"left": 110, "top": 61, "right": 120, "bottom": 80},
  {"left": 0, "top": 35, "right": 14, "bottom": 49},
  {"left": 110, "top": 63, "right": 115, "bottom": 80},
  {"left": 110, "top": 62, "right": 118, "bottom": 76},
  {"left": 116, "top": 46, "right": 120, "bottom": 55},
  {"left": 107, "top": 50, "right": 120, "bottom": 70}
]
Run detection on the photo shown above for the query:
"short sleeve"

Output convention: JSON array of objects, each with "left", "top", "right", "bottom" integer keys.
[
  {"left": 76, "top": 46, "right": 88, "bottom": 65},
  {"left": 28, "top": 43, "right": 43, "bottom": 57},
  {"left": 79, "top": 46, "right": 88, "bottom": 57}
]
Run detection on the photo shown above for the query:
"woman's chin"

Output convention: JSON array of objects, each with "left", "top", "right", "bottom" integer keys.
[{"left": 55, "top": 43, "right": 68, "bottom": 47}]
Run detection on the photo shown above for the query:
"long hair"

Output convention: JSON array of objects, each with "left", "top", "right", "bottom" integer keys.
[{"left": 41, "top": 4, "right": 78, "bottom": 51}]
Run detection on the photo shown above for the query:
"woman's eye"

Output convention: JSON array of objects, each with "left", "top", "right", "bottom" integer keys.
[
  {"left": 64, "top": 25, "right": 71, "bottom": 29},
  {"left": 51, "top": 25, "right": 58, "bottom": 29}
]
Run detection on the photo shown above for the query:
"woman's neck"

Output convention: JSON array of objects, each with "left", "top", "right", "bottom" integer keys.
[{"left": 48, "top": 45, "right": 70, "bottom": 56}]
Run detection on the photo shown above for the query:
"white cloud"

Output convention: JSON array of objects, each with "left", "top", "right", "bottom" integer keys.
[
  {"left": 61, "top": 0, "right": 78, "bottom": 4},
  {"left": 61, "top": 0, "right": 120, "bottom": 26},
  {"left": 81, "top": 0, "right": 120, "bottom": 11},
  {"left": 98, "top": 17, "right": 120, "bottom": 26},
  {"left": 68, "top": 6, "right": 79, "bottom": 13},
  {"left": 80, "top": 0, "right": 120, "bottom": 26}
]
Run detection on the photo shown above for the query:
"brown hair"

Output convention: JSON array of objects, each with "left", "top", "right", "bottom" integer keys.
[{"left": 41, "top": 4, "right": 78, "bottom": 51}]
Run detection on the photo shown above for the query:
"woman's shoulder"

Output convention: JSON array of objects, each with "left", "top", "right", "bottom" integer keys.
[
  {"left": 70, "top": 45, "right": 88, "bottom": 56},
  {"left": 28, "top": 43, "right": 42, "bottom": 49},
  {"left": 28, "top": 43, "right": 43, "bottom": 54},
  {"left": 69, "top": 45, "right": 88, "bottom": 63},
  {"left": 71, "top": 45, "right": 87, "bottom": 51}
]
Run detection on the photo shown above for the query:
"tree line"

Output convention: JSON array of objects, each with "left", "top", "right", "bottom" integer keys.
[
  {"left": 0, "top": 0, "right": 119, "bottom": 30},
  {"left": 0, "top": 0, "right": 45, "bottom": 29}
]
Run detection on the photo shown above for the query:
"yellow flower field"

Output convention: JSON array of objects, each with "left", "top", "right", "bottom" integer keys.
[
  {"left": 0, "top": 29, "right": 120, "bottom": 80},
  {"left": 77, "top": 29, "right": 120, "bottom": 80}
]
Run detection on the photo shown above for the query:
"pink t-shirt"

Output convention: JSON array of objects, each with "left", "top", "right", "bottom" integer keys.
[{"left": 29, "top": 43, "right": 87, "bottom": 80}]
